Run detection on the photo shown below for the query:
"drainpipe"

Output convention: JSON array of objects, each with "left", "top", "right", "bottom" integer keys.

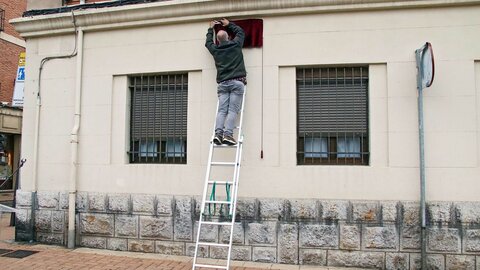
[
  {"left": 68, "top": 27, "right": 83, "bottom": 249},
  {"left": 31, "top": 12, "right": 79, "bottom": 243}
]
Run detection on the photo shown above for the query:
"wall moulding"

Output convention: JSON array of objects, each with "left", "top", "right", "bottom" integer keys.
[{"left": 11, "top": 0, "right": 480, "bottom": 38}]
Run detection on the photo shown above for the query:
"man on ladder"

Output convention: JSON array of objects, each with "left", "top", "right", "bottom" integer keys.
[{"left": 205, "top": 18, "right": 246, "bottom": 146}]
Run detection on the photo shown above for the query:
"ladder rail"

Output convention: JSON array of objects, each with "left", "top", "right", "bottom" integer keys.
[{"left": 192, "top": 100, "right": 220, "bottom": 268}]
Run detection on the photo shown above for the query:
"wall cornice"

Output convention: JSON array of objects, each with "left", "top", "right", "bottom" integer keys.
[{"left": 11, "top": 0, "right": 480, "bottom": 38}]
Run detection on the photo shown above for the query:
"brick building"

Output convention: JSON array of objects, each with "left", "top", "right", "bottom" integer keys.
[{"left": 0, "top": 1, "right": 25, "bottom": 203}]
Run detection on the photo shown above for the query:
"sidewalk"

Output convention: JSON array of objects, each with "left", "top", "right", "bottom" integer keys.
[{"left": 0, "top": 214, "right": 365, "bottom": 270}]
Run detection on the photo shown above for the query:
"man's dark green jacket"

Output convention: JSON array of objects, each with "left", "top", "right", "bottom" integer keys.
[{"left": 205, "top": 22, "right": 247, "bottom": 83}]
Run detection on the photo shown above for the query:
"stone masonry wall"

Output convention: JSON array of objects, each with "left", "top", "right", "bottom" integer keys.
[{"left": 15, "top": 190, "right": 480, "bottom": 269}]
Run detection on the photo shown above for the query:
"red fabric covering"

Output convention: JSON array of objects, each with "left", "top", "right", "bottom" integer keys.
[{"left": 214, "top": 19, "right": 263, "bottom": 48}]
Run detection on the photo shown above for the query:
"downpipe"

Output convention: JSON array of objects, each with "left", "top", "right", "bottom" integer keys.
[{"left": 68, "top": 28, "right": 84, "bottom": 249}]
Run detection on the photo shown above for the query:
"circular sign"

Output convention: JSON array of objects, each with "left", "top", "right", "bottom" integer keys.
[{"left": 421, "top": 42, "right": 435, "bottom": 88}]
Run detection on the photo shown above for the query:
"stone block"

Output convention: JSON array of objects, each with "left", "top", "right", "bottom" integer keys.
[
  {"left": 107, "top": 194, "right": 130, "bottom": 213},
  {"left": 428, "top": 202, "right": 452, "bottom": 224},
  {"left": 290, "top": 199, "right": 317, "bottom": 220},
  {"left": 340, "top": 225, "right": 360, "bottom": 250},
  {"left": 352, "top": 201, "right": 379, "bottom": 222},
  {"left": 140, "top": 216, "right": 173, "bottom": 240},
  {"left": 36, "top": 233, "right": 63, "bottom": 245},
  {"left": 80, "top": 213, "right": 114, "bottom": 236},
  {"left": 37, "top": 191, "right": 59, "bottom": 209},
  {"left": 299, "top": 224, "right": 338, "bottom": 248},
  {"left": 446, "top": 255, "right": 475, "bottom": 270},
  {"left": 174, "top": 197, "right": 192, "bottom": 241},
  {"left": 35, "top": 210, "right": 52, "bottom": 232},
  {"left": 236, "top": 198, "right": 256, "bottom": 219},
  {"left": 246, "top": 222, "right": 277, "bottom": 246},
  {"left": 386, "top": 253, "right": 409, "bottom": 270},
  {"left": 59, "top": 192, "right": 69, "bottom": 210},
  {"left": 76, "top": 192, "right": 87, "bottom": 212},
  {"left": 107, "top": 238, "right": 128, "bottom": 251},
  {"left": 402, "top": 202, "right": 420, "bottom": 226},
  {"left": 363, "top": 225, "right": 398, "bottom": 250},
  {"left": 51, "top": 211, "right": 65, "bottom": 233},
  {"left": 456, "top": 202, "right": 480, "bottom": 223},
  {"left": 194, "top": 221, "right": 218, "bottom": 242},
  {"left": 252, "top": 247, "right": 276, "bottom": 263},
  {"left": 477, "top": 256, "right": 480, "bottom": 270},
  {"left": 321, "top": 200, "right": 348, "bottom": 221},
  {"left": 278, "top": 223, "right": 298, "bottom": 264},
  {"left": 128, "top": 239, "right": 154, "bottom": 253},
  {"left": 232, "top": 246, "right": 251, "bottom": 261},
  {"left": 132, "top": 194, "right": 155, "bottom": 214},
  {"left": 210, "top": 246, "right": 228, "bottom": 259},
  {"left": 401, "top": 226, "right": 420, "bottom": 250},
  {"left": 155, "top": 241, "right": 184, "bottom": 255},
  {"left": 16, "top": 190, "right": 32, "bottom": 208},
  {"left": 299, "top": 249, "right": 327, "bottom": 265},
  {"left": 186, "top": 243, "right": 208, "bottom": 257},
  {"left": 327, "top": 250, "right": 384, "bottom": 269},
  {"left": 219, "top": 222, "right": 244, "bottom": 244},
  {"left": 382, "top": 201, "right": 399, "bottom": 222},
  {"left": 427, "top": 228, "right": 460, "bottom": 253},
  {"left": 259, "top": 199, "right": 286, "bottom": 220},
  {"left": 80, "top": 236, "right": 106, "bottom": 249},
  {"left": 410, "top": 253, "right": 445, "bottom": 270},
  {"left": 464, "top": 229, "right": 480, "bottom": 252},
  {"left": 88, "top": 193, "right": 107, "bottom": 212},
  {"left": 15, "top": 209, "right": 31, "bottom": 235},
  {"left": 115, "top": 215, "right": 138, "bottom": 237},
  {"left": 157, "top": 195, "right": 174, "bottom": 216}
]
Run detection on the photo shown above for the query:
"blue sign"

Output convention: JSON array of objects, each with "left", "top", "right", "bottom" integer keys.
[{"left": 17, "top": 67, "right": 25, "bottom": 81}]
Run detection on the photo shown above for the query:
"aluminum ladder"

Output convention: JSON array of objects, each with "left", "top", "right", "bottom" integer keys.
[{"left": 192, "top": 87, "right": 246, "bottom": 270}]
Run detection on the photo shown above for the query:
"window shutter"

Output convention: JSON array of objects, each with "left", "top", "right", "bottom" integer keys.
[
  {"left": 130, "top": 74, "right": 188, "bottom": 140},
  {"left": 297, "top": 67, "right": 368, "bottom": 134}
]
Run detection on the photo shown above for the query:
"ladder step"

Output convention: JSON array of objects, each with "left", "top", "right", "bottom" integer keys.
[
  {"left": 193, "top": 263, "right": 228, "bottom": 269},
  {"left": 205, "top": 200, "right": 231, "bottom": 204},
  {"left": 207, "top": 181, "right": 233, "bottom": 185},
  {"left": 210, "top": 162, "right": 236, "bottom": 166},
  {"left": 201, "top": 221, "right": 233, "bottom": 226},
  {"left": 197, "top": 242, "right": 230, "bottom": 247},
  {"left": 213, "top": 144, "right": 238, "bottom": 148}
]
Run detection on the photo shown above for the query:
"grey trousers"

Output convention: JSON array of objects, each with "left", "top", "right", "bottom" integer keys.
[{"left": 215, "top": 80, "right": 245, "bottom": 137}]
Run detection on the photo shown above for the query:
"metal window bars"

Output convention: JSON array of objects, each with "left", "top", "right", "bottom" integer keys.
[
  {"left": 128, "top": 74, "right": 188, "bottom": 164},
  {"left": 0, "top": 8, "right": 5, "bottom": 32},
  {"left": 296, "top": 67, "right": 369, "bottom": 165}
]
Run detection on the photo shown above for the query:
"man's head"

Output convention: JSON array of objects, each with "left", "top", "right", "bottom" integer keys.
[{"left": 216, "top": 30, "right": 229, "bottom": 43}]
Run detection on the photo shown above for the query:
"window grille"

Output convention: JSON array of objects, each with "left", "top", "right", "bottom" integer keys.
[
  {"left": 297, "top": 67, "right": 369, "bottom": 165},
  {"left": 0, "top": 8, "right": 5, "bottom": 32},
  {"left": 129, "top": 74, "right": 188, "bottom": 164}
]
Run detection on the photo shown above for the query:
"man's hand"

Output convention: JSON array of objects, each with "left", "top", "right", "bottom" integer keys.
[
  {"left": 220, "top": 18, "right": 229, "bottom": 26},
  {"left": 210, "top": 20, "right": 220, "bottom": 28}
]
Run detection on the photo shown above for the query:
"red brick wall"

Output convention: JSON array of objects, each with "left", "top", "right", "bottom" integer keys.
[
  {"left": 0, "top": 0, "right": 26, "bottom": 104},
  {"left": 0, "top": 0, "right": 27, "bottom": 39},
  {"left": 0, "top": 40, "right": 23, "bottom": 104}
]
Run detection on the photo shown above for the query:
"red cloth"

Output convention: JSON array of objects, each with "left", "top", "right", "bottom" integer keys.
[{"left": 214, "top": 19, "right": 263, "bottom": 48}]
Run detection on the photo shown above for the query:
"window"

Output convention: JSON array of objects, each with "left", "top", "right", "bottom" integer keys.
[
  {"left": 129, "top": 74, "right": 188, "bottom": 164},
  {"left": 0, "top": 8, "right": 4, "bottom": 32},
  {"left": 297, "top": 67, "right": 369, "bottom": 165}
]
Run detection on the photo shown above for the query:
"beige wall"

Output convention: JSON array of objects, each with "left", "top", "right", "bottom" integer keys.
[{"left": 19, "top": 5, "right": 480, "bottom": 201}]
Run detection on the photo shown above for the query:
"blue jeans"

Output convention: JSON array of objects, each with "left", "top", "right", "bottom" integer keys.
[{"left": 215, "top": 80, "right": 245, "bottom": 137}]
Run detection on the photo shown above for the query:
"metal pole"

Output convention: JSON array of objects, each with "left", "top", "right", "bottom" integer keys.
[{"left": 416, "top": 47, "right": 427, "bottom": 270}]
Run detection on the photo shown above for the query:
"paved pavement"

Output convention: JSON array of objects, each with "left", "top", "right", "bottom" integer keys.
[{"left": 0, "top": 214, "right": 365, "bottom": 270}]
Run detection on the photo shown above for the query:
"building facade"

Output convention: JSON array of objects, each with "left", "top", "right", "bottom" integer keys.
[
  {"left": 0, "top": 0, "right": 25, "bottom": 206},
  {"left": 11, "top": 0, "right": 480, "bottom": 269}
]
